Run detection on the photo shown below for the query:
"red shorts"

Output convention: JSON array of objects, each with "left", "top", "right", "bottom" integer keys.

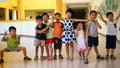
[{"left": 45, "top": 38, "right": 54, "bottom": 44}]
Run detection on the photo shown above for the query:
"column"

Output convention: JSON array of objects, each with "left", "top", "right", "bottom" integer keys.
[
  {"left": 17, "top": 0, "right": 25, "bottom": 20},
  {"left": 55, "top": 0, "right": 62, "bottom": 15},
  {"left": 62, "top": 3, "right": 67, "bottom": 18},
  {"left": 12, "top": 10, "right": 17, "bottom": 20},
  {"left": 5, "top": 8, "right": 9, "bottom": 21}
]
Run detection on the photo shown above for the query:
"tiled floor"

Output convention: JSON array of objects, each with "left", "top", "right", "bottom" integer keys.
[{"left": 0, "top": 35, "right": 120, "bottom": 68}]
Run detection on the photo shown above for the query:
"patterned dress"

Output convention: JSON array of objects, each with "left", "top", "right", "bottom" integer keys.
[{"left": 62, "top": 18, "right": 76, "bottom": 43}]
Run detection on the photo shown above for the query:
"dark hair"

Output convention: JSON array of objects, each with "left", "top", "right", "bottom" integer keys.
[
  {"left": 78, "top": 22, "right": 86, "bottom": 31},
  {"left": 9, "top": 26, "right": 16, "bottom": 32},
  {"left": 66, "top": 9, "right": 74, "bottom": 15},
  {"left": 55, "top": 13, "right": 61, "bottom": 16},
  {"left": 42, "top": 12, "right": 49, "bottom": 18},
  {"left": 106, "top": 12, "right": 113, "bottom": 17},
  {"left": 36, "top": 16, "right": 42, "bottom": 20},
  {"left": 90, "top": 10, "right": 97, "bottom": 15}
]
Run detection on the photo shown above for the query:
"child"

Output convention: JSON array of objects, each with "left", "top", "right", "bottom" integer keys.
[
  {"left": 98, "top": 11, "right": 120, "bottom": 59},
  {"left": 76, "top": 22, "right": 87, "bottom": 60},
  {"left": 34, "top": 16, "right": 47, "bottom": 60},
  {"left": 51, "top": 13, "right": 63, "bottom": 59},
  {"left": 0, "top": 26, "right": 31, "bottom": 63},
  {"left": 61, "top": 9, "right": 88, "bottom": 60},
  {"left": 84, "top": 10, "right": 104, "bottom": 64},
  {"left": 42, "top": 13, "right": 53, "bottom": 60}
]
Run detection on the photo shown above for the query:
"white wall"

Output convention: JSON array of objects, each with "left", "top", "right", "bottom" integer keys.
[{"left": 0, "top": 21, "right": 37, "bottom": 36}]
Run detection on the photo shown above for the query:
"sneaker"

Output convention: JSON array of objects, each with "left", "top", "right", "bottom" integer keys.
[
  {"left": 110, "top": 55, "right": 116, "bottom": 60},
  {"left": 34, "top": 56, "right": 38, "bottom": 60},
  {"left": 54, "top": 55, "right": 57, "bottom": 60},
  {"left": 96, "top": 55, "right": 104, "bottom": 59},
  {"left": 24, "top": 56, "right": 32, "bottom": 60},
  {"left": 105, "top": 55, "right": 109, "bottom": 59},
  {"left": 59, "top": 55, "right": 63, "bottom": 59},
  {"left": 0, "top": 59, "right": 4, "bottom": 63},
  {"left": 40, "top": 56, "right": 45, "bottom": 60}
]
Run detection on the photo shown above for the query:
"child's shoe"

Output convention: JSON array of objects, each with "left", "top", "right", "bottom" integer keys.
[
  {"left": 24, "top": 56, "right": 32, "bottom": 60},
  {"left": 105, "top": 55, "right": 109, "bottom": 59},
  {"left": 0, "top": 59, "right": 4, "bottom": 63},
  {"left": 96, "top": 55, "right": 104, "bottom": 59},
  {"left": 54, "top": 55, "right": 57, "bottom": 60},
  {"left": 40, "top": 56, "right": 45, "bottom": 60},
  {"left": 34, "top": 56, "right": 38, "bottom": 60},
  {"left": 110, "top": 55, "right": 116, "bottom": 60},
  {"left": 84, "top": 58, "right": 89, "bottom": 64},
  {"left": 59, "top": 55, "right": 63, "bottom": 59}
]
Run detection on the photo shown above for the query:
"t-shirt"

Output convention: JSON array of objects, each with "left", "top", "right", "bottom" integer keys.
[
  {"left": 53, "top": 22, "right": 63, "bottom": 38},
  {"left": 5, "top": 35, "right": 20, "bottom": 48},
  {"left": 87, "top": 20, "right": 98, "bottom": 37},
  {"left": 35, "top": 24, "right": 47, "bottom": 40},
  {"left": 44, "top": 21, "right": 53, "bottom": 38},
  {"left": 106, "top": 20, "right": 117, "bottom": 35}
]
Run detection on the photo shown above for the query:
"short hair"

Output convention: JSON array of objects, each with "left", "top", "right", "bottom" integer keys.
[
  {"left": 9, "top": 26, "right": 16, "bottom": 32},
  {"left": 106, "top": 12, "right": 113, "bottom": 17},
  {"left": 66, "top": 9, "right": 74, "bottom": 15},
  {"left": 90, "top": 10, "right": 97, "bottom": 15},
  {"left": 36, "top": 16, "right": 42, "bottom": 20},
  {"left": 42, "top": 12, "right": 49, "bottom": 18},
  {"left": 55, "top": 13, "right": 61, "bottom": 16}
]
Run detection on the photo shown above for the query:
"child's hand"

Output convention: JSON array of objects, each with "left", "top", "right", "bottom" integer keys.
[
  {"left": 36, "top": 30, "right": 39, "bottom": 34},
  {"left": 4, "top": 30, "right": 7, "bottom": 36},
  {"left": 97, "top": 11, "right": 101, "bottom": 14}
]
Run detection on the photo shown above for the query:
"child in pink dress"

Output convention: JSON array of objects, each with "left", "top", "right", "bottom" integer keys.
[{"left": 76, "top": 22, "right": 87, "bottom": 59}]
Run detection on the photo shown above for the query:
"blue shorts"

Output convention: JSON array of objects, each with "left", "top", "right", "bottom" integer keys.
[
  {"left": 88, "top": 36, "right": 98, "bottom": 47},
  {"left": 106, "top": 35, "right": 117, "bottom": 49}
]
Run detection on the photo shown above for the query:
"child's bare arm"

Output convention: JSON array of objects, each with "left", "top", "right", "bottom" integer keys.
[
  {"left": 85, "top": 25, "right": 90, "bottom": 43},
  {"left": 95, "top": 20, "right": 102, "bottom": 29},
  {"left": 97, "top": 12, "right": 107, "bottom": 24},
  {"left": 1, "top": 31, "right": 7, "bottom": 41},
  {"left": 73, "top": 19, "right": 88, "bottom": 22},
  {"left": 115, "top": 12, "right": 120, "bottom": 21}
]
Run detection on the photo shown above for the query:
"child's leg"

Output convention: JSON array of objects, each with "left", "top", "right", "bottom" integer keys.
[
  {"left": 111, "top": 49, "right": 115, "bottom": 55},
  {"left": 94, "top": 46, "right": 99, "bottom": 56},
  {"left": 49, "top": 43, "right": 53, "bottom": 58},
  {"left": 106, "top": 49, "right": 110, "bottom": 55},
  {"left": 66, "top": 43, "right": 69, "bottom": 58},
  {"left": 35, "top": 46, "right": 39, "bottom": 56},
  {"left": 59, "top": 49, "right": 61, "bottom": 55},
  {"left": 17, "top": 46, "right": 27, "bottom": 57},
  {"left": 70, "top": 42, "right": 74, "bottom": 60},
  {"left": 45, "top": 44, "right": 49, "bottom": 57},
  {"left": 78, "top": 51, "right": 82, "bottom": 57},
  {"left": 54, "top": 49, "right": 57, "bottom": 55},
  {"left": 40, "top": 46, "right": 44, "bottom": 57},
  {"left": 0, "top": 48, "right": 9, "bottom": 59},
  {"left": 94, "top": 46, "right": 104, "bottom": 59},
  {"left": 85, "top": 47, "right": 92, "bottom": 59}
]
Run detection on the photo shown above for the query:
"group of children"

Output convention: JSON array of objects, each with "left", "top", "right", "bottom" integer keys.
[{"left": 0, "top": 9, "right": 120, "bottom": 64}]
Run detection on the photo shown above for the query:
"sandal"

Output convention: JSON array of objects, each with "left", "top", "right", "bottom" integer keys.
[
  {"left": 24, "top": 56, "right": 32, "bottom": 60},
  {"left": 84, "top": 58, "right": 89, "bottom": 64},
  {"left": 97, "top": 55, "right": 104, "bottom": 59}
]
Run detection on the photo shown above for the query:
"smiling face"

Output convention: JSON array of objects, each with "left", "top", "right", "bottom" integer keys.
[
  {"left": 9, "top": 29, "right": 16, "bottom": 37},
  {"left": 90, "top": 12, "right": 97, "bottom": 20},
  {"left": 107, "top": 14, "right": 114, "bottom": 21},
  {"left": 66, "top": 12, "right": 72, "bottom": 19},
  {"left": 42, "top": 15, "right": 49, "bottom": 22}
]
